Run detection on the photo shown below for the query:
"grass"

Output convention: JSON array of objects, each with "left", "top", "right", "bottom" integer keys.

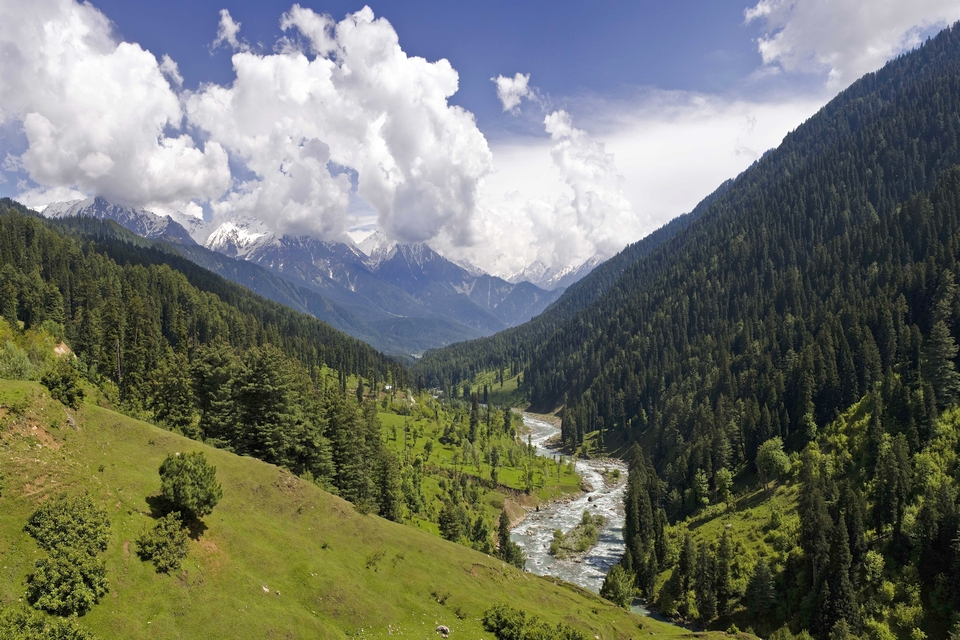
[
  {"left": 0, "top": 380, "right": 745, "bottom": 639},
  {"left": 460, "top": 371, "right": 527, "bottom": 409}
]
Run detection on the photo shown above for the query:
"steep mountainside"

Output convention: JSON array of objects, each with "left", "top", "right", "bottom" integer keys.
[
  {"left": 0, "top": 199, "right": 406, "bottom": 388},
  {"left": 414, "top": 176, "right": 734, "bottom": 386}
]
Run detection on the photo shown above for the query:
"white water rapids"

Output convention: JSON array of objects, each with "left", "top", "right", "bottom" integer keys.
[{"left": 510, "top": 415, "right": 643, "bottom": 601}]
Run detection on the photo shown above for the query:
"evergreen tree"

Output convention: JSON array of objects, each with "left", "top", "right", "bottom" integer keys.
[
  {"left": 746, "top": 558, "right": 775, "bottom": 617},
  {"left": 469, "top": 392, "right": 480, "bottom": 443},
  {"left": 921, "top": 321, "right": 960, "bottom": 408},
  {"left": 695, "top": 542, "right": 717, "bottom": 624}
]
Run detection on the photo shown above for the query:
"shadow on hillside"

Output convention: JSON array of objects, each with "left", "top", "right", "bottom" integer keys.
[{"left": 144, "top": 493, "right": 209, "bottom": 539}]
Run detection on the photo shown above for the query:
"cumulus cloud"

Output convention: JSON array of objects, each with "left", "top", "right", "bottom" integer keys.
[
  {"left": 437, "top": 90, "right": 822, "bottom": 277},
  {"left": 187, "top": 5, "right": 493, "bottom": 242},
  {"left": 433, "top": 107, "right": 649, "bottom": 276},
  {"left": 0, "top": 0, "right": 230, "bottom": 209},
  {"left": 212, "top": 8, "right": 249, "bottom": 52},
  {"left": 745, "top": 0, "right": 960, "bottom": 87},
  {"left": 493, "top": 73, "right": 535, "bottom": 112}
]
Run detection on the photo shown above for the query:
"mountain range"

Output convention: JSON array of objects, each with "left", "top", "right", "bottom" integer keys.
[{"left": 36, "top": 197, "right": 588, "bottom": 356}]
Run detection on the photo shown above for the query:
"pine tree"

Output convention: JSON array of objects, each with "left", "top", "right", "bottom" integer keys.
[
  {"left": 922, "top": 321, "right": 960, "bottom": 408},
  {"left": 829, "top": 513, "right": 860, "bottom": 630},
  {"left": 149, "top": 350, "right": 197, "bottom": 437},
  {"left": 469, "top": 392, "right": 480, "bottom": 443},
  {"left": 695, "top": 542, "right": 717, "bottom": 624},
  {"left": 746, "top": 558, "right": 775, "bottom": 617},
  {"left": 799, "top": 450, "right": 832, "bottom": 589},
  {"left": 715, "top": 531, "right": 733, "bottom": 619}
]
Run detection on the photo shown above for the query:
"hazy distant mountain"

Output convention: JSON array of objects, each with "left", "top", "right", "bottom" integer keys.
[{"left": 507, "top": 255, "right": 603, "bottom": 290}]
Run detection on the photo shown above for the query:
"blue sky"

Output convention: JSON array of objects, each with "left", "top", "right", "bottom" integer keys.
[
  {"left": 86, "top": 0, "right": 771, "bottom": 135},
  {"left": 1, "top": 1, "right": 958, "bottom": 275}
]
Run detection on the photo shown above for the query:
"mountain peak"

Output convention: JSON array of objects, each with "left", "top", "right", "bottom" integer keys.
[{"left": 39, "top": 196, "right": 197, "bottom": 245}]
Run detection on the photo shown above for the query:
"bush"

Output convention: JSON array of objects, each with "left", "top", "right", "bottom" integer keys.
[
  {"left": 0, "top": 604, "right": 97, "bottom": 639},
  {"left": 0, "top": 342, "right": 34, "bottom": 380},
  {"left": 24, "top": 493, "right": 110, "bottom": 554},
  {"left": 482, "top": 604, "right": 587, "bottom": 640},
  {"left": 40, "top": 357, "right": 84, "bottom": 409},
  {"left": 159, "top": 452, "right": 222, "bottom": 519},
  {"left": 136, "top": 512, "right": 189, "bottom": 573},
  {"left": 25, "top": 547, "right": 108, "bottom": 616}
]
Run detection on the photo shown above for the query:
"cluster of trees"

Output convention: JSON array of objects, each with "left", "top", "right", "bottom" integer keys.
[
  {"left": 137, "top": 451, "right": 222, "bottom": 574},
  {"left": 657, "top": 530, "right": 742, "bottom": 625}
]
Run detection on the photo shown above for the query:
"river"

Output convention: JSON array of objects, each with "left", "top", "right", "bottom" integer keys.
[{"left": 510, "top": 414, "right": 650, "bottom": 614}]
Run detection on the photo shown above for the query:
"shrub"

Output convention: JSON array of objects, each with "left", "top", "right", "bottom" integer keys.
[
  {"left": 482, "top": 604, "right": 587, "bottom": 640},
  {"left": 24, "top": 493, "right": 110, "bottom": 554},
  {"left": 0, "top": 604, "right": 97, "bottom": 639},
  {"left": 136, "top": 513, "right": 189, "bottom": 573},
  {"left": 40, "top": 357, "right": 84, "bottom": 409},
  {"left": 0, "top": 342, "right": 34, "bottom": 380},
  {"left": 25, "top": 547, "right": 108, "bottom": 616},
  {"left": 159, "top": 452, "right": 222, "bottom": 519}
]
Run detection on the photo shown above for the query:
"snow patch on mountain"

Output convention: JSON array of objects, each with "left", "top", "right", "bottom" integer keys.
[
  {"left": 508, "top": 255, "right": 603, "bottom": 290},
  {"left": 203, "top": 218, "right": 271, "bottom": 258}
]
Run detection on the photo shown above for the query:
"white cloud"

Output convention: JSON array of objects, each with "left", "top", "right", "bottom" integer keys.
[
  {"left": 159, "top": 54, "right": 183, "bottom": 87},
  {"left": 744, "top": 0, "right": 960, "bottom": 88},
  {"left": 434, "top": 108, "right": 646, "bottom": 276},
  {"left": 440, "top": 90, "right": 822, "bottom": 277},
  {"left": 212, "top": 8, "right": 248, "bottom": 52},
  {"left": 0, "top": 0, "right": 230, "bottom": 210},
  {"left": 187, "top": 5, "right": 493, "bottom": 242},
  {"left": 493, "top": 73, "right": 535, "bottom": 112}
]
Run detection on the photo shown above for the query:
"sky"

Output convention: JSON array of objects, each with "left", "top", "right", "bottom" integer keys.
[{"left": 1, "top": 0, "right": 959, "bottom": 277}]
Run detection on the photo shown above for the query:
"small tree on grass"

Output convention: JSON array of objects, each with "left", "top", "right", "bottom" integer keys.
[
  {"left": 600, "top": 564, "right": 635, "bottom": 609},
  {"left": 136, "top": 512, "right": 189, "bottom": 573},
  {"left": 25, "top": 493, "right": 110, "bottom": 554},
  {"left": 159, "top": 452, "right": 222, "bottom": 520},
  {"left": 23, "top": 493, "right": 111, "bottom": 617}
]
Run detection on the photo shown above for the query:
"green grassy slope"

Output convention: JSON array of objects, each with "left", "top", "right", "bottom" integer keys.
[{"left": 0, "top": 381, "right": 737, "bottom": 639}]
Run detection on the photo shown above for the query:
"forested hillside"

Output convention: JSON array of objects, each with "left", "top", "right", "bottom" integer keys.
[
  {"left": 419, "top": 22, "right": 960, "bottom": 639},
  {"left": 414, "top": 177, "right": 734, "bottom": 389}
]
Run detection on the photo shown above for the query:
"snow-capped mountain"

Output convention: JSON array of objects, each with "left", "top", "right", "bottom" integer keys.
[
  {"left": 35, "top": 196, "right": 568, "bottom": 354},
  {"left": 41, "top": 197, "right": 197, "bottom": 245},
  {"left": 508, "top": 255, "right": 603, "bottom": 290},
  {"left": 203, "top": 218, "right": 271, "bottom": 258}
]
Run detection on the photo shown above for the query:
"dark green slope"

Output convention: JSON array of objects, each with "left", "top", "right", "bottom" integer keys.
[
  {"left": 524, "top": 23, "right": 960, "bottom": 422},
  {"left": 413, "top": 177, "right": 734, "bottom": 387}
]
